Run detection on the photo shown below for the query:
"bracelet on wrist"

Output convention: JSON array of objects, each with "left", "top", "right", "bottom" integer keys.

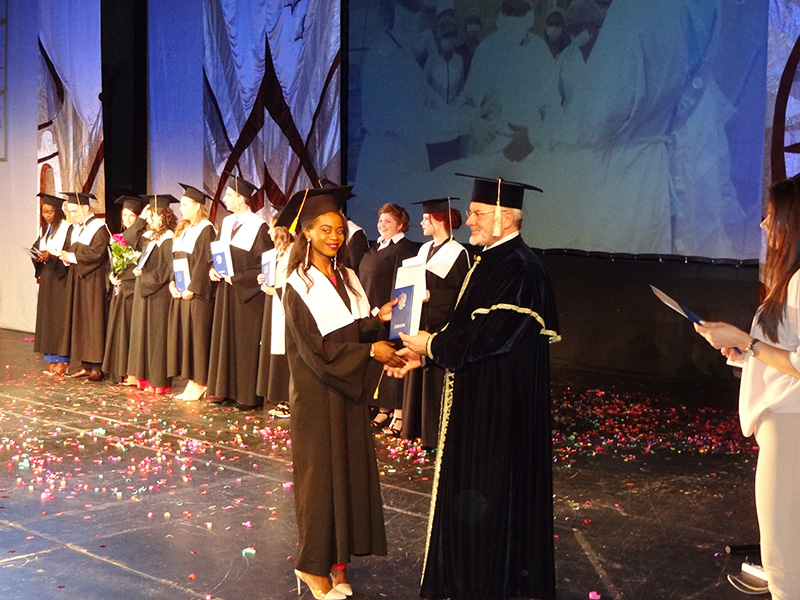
[{"left": 744, "top": 338, "right": 759, "bottom": 358}]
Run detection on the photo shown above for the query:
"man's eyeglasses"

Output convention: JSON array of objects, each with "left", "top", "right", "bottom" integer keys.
[{"left": 465, "top": 209, "right": 495, "bottom": 218}]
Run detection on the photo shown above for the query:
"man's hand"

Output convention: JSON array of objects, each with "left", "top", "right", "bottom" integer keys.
[
  {"left": 384, "top": 347, "right": 423, "bottom": 378},
  {"left": 398, "top": 331, "right": 431, "bottom": 355}
]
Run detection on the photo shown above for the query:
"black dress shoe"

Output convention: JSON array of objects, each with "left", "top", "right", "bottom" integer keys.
[
  {"left": 87, "top": 369, "right": 104, "bottom": 382},
  {"left": 67, "top": 368, "right": 90, "bottom": 379}
]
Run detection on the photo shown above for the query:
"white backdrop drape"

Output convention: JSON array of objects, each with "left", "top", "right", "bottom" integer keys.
[
  {"left": 38, "top": 0, "right": 103, "bottom": 205},
  {"left": 203, "top": 0, "right": 341, "bottom": 221}
]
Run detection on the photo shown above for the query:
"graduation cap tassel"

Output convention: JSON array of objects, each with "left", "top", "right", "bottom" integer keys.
[
  {"left": 373, "top": 370, "right": 384, "bottom": 401},
  {"left": 493, "top": 178, "right": 502, "bottom": 237},
  {"left": 288, "top": 189, "right": 310, "bottom": 234},
  {"left": 447, "top": 196, "right": 453, "bottom": 243}
]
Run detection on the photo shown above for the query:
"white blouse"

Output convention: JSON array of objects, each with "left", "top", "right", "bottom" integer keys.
[{"left": 739, "top": 270, "right": 800, "bottom": 436}]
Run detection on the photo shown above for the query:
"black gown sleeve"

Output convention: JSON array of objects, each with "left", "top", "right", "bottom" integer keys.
[
  {"left": 186, "top": 225, "right": 215, "bottom": 298},
  {"left": 284, "top": 285, "right": 383, "bottom": 403},
  {"left": 139, "top": 239, "right": 174, "bottom": 297},
  {"left": 429, "top": 266, "right": 550, "bottom": 371},
  {"left": 347, "top": 229, "right": 370, "bottom": 274},
  {"left": 74, "top": 227, "right": 111, "bottom": 278},
  {"left": 230, "top": 222, "right": 273, "bottom": 303}
]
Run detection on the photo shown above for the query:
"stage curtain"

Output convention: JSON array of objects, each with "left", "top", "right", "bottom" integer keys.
[
  {"left": 203, "top": 0, "right": 341, "bottom": 220},
  {"left": 37, "top": 0, "right": 104, "bottom": 206}
]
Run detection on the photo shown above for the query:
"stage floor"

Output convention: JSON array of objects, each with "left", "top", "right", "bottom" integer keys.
[{"left": 0, "top": 329, "right": 764, "bottom": 599}]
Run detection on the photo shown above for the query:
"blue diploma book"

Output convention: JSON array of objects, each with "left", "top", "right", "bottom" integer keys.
[
  {"left": 210, "top": 241, "right": 233, "bottom": 277},
  {"left": 389, "top": 285, "right": 415, "bottom": 340},
  {"left": 173, "top": 258, "right": 191, "bottom": 294},
  {"left": 261, "top": 250, "right": 276, "bottom": 287}
]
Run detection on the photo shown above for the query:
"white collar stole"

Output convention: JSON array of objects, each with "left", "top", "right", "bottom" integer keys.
[{"left": 286, "top": 266, "right": 370, "bottom": 337}]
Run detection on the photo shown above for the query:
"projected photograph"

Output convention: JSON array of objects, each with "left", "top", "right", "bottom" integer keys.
[{"left": 347, "top": 0, "right": 766, "bottom": 259}]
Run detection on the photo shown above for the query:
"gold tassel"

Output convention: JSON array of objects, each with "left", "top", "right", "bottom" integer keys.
[
  {"left": 373, "top": 370, "right": 384, "bottom": 400},
  {"left": 492, "top": 178, "right": 502, "bottom": 236},
  {"left": 289, "top": 189, "right": 310, "bottom": 234},
  {"left": 447, "top": 196, "right": 453, "bottom": 242}
]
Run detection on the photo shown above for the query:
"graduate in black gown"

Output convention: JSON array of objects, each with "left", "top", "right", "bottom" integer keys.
[
  {"left": 356, "top": 203, "right": 419, "bottom": 432},
  {"left": 102, "top": 196, "right": 147, "bottom": 384},
  {"left": 392, "top": 176, "right": 559, "bottom": 600},
  {"left": 57, "top": 192, "right": 111, "bottom": 382},
  {"left": 256, "top": 221, "right": 293, "bottom": 418},
  {"left": 206, "top": 176, "right": 272, "bottom": 409},
  {"left": 401, "top": 198, "right": 469, "bottom": 449},
  {"left": 127, "top": 195, "right": 178, "bottom": 393},
  {"left": 32, "top": 193, "right": 73, "bottom": 376},
  {"left": 168, "top": 184, "right": 216, "bottom": 402},
  {"left": 280, "top": 186, "right": 405, "bottom": 599}
]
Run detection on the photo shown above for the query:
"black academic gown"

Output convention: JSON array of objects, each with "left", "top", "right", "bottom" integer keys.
[
  {"left": 60, "top": 216, "right": 111, "bottom": 366},
  {"left": 102, "top": 218, "right": 147, "bottom": 381},
  {"left": 127, "top": 235, "right": 174, "bottom": 388},
  {"left": 401, "top": 241, "right": 469, "bottom": 448},
  {"left": 421, "top": 235, "right": 559, "bottom": 600},
  {"left": 167, "top": 221, "right": 216, "bottom": 384},
  {"left": 207, "top": 215, "right": 272, "bottom": 406},
  {"left": 256, "top": 249, "right": 291, "bottom": 405},
  {"left": 283, "top": 266, "right": 387, "bottom": 576},
  {"left": 357, "top": 235, "right": 419, "bottom": 408},
  {"left": 32, "top": 221, "right": 73, "bottom": 357},
  {"left": 346, "top": 224, "right": 369, "bottom": 274}
]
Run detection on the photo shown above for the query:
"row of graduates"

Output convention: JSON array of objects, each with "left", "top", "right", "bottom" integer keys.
[
  {"left": 32, "top": 179, "right": 282, "bottom": 410},
  {"left": 32, "top": 178, "right": 472, "bottom": 436},
  {"left": 32, "top": 175, "right": 559, "bottom": 599}
]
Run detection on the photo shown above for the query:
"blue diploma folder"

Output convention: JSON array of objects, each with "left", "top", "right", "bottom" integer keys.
[{"left": 389, "top": 285, "right": 415, "bottom": 340}]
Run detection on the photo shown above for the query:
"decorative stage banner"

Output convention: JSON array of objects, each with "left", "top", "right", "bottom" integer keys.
[
  {"left": 347, "top": 0, "right": 768, "bottom": 259},
  {"left": 202, "top": 0, "right": 342, "bottom": 222},
  {"left": 37, "top": 0, "right": 104, "bottom": 208}
]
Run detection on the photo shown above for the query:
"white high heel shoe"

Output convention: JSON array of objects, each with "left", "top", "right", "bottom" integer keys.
[
  {"left": 333, "top": 582, "right": 353, "bottom": 596},
  {"left": 294, "top": 569, "right": 346, "bottom": 599}
]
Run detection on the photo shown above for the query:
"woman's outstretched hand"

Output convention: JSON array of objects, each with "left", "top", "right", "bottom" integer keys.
[{"left": 371, "top": 340, "right": 406, "bottom": 368}]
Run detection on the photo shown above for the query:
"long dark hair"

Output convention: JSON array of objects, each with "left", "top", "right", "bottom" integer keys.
[
  {"left": 150, "top": 207, "right": 178, "bottom": 239},
  {"left": 286, "top": 211, "right": 359, "bottom": 297},
  {"left": 757, "top": 175, "right": 800, "bottom": 342}
]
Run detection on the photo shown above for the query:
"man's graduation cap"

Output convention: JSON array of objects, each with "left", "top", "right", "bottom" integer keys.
[
  {"left": 225, "top": 175, "right": 258, "bottom": 199},
  {"left": 114, "top": 195, "right": 146, "bottom": 215},
  {"left": 276, "top": 186, "right": 354, "bottom": 234},
  {"left": 178, "top": 183, "right": 210, "bottom": 205},
  {"left": 37, "top": 193, "right": 64, "bottom": 208},
  {"left": 61, "top": 192, "right": 96, "bottom": 206},
  {"left": 140, "top": 194, "right": 178, "bottom": 211},
  {"left": 456, "top": 173, "right": 542, "bottom": 235}
]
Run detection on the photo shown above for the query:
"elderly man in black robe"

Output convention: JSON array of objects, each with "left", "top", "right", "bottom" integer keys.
[
  {"left": 393, "top": 175, "right": 560, "bottom": 600},
  {"left": 57, "top": 192, "right": 111, "bottom": 382}
]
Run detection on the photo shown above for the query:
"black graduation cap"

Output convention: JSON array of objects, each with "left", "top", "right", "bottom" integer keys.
[
  {"left": 411, "top": 197, "right": 459, "bottom": 214},
  {"left": 114, "top": 195, "right": 145, "bottom": 215},
  {"left": 178, "top": 183, "right": 210, "bottom": 204},
  {"left": 276, "top": 185, "right": 354, "bottom": 233},
  {"left": 224, "top": 174, "right": 258, "bottom": 199},
  {"left": 140, "top": 194, "right": 179, "bottom": 210},
  {"left": 37, "top": 193, "right": 64, "bottom": 208},
  {"left": 457, "top": 173, "right": 542, "bottom": 236},
  {"left": 456, "top": 173, "right": 542, "bottom": 209},
  {"left": 61, "top": 192, "right": 96, "bottom": 206}
]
